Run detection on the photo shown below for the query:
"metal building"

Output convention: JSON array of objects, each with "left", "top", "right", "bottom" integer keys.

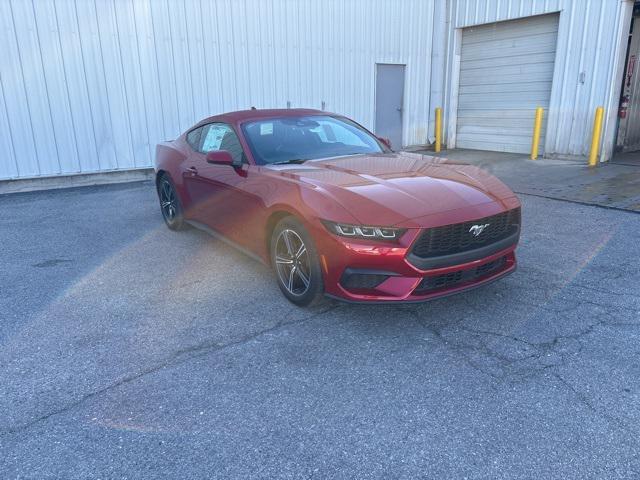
[
  {"left": 440, "top": 0, "right": 632, "bottom": 161},
  {"left": 0, "top": 0, "right": 635, "bottom": 182}
]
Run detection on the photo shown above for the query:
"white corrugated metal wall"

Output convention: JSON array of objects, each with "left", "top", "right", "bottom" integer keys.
[
  {"left": 441, "top": 0, "right": 633, "bottom": 161},
  {"left": 0, "top": 0, "right": 633, "bottom": 181},
  {"left": 0, "top": 0, "right": 436, "bottom": 180}
]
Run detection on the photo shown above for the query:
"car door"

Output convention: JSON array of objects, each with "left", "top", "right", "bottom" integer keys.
[
  {"left": 183, "top": 122, "right": 263, "bottom": 246},
  {"left": 181, "top": 125, "right": 211, "bottom": 219}
]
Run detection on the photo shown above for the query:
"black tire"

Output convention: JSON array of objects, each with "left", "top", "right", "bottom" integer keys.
[
  {"left": 157, "top": 174, "right": 188, "bottom": 231},
  {"left": 270, "top": 217, "right": 325, "bottom": 307}
]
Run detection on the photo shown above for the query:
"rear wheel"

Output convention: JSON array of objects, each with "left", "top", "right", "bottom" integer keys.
[
  {"left": 157, "top": 174, "right": 187, "bottom": 230},
  {"left": 271, "top": 217, "right": 324, "bottom": 306}
]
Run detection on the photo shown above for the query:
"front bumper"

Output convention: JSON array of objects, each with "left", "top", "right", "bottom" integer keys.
[{"left": 315, "top": 225, "right": 518, "bottom": 303}]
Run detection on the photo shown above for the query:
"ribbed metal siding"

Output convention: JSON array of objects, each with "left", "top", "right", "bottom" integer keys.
[
  {"left": 456, "top": 13, "right": 559, "bottom": 154},
  {"left": 444, "top": 0, "right": 633, "bottom": 161},
  {"left": 0, "top": 0, "right": 436, "bottom": 180},
  {"left": 1, "top": 0, "right": 633, "bottom": 181}
]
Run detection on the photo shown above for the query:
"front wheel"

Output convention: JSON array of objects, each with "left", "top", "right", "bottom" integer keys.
[{"left": 271, "top": 217, "right": 324, "bottom": 306}]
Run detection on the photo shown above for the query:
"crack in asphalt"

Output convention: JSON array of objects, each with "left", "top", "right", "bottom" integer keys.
[
  {"left": 551, "top": 372, "right": 638, "bottom": 437},
  {"left": 514, "top": 191, "right": 640, "bottom": 215},
  {"left": 394, "top": 300, "right": 639, "bottom": 437},
  {"left": 571, "top": 282, "right": 640, "bottom": 301},
  {"left": 0, "top": 304, "right": 340, "bottom": 437}
]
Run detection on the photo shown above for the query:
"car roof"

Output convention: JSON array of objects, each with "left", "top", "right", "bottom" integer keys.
[{"left": 200, "top": 108, "right": 328, "bottom": 125}]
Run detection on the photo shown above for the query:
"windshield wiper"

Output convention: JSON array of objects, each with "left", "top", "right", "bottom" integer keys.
[{"left": 270, "top": 159, "right": 308, "bottom": 165}]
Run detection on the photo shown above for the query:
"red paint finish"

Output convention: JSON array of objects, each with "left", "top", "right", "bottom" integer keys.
[{"left": 155, "top": 109, "right": 521, "bottom": 303}]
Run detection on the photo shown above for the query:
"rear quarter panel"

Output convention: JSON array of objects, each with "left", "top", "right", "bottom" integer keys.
[
  {"left": 155, "top": 140, "right": 191, "bottom": 200},
  {"left": 155, "top": 141, "right": 185, "bottom": 176}
]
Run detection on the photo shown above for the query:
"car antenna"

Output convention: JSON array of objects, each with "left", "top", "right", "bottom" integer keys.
[{"left": 251, "top": 106, "right": 257, "bottom": 110}]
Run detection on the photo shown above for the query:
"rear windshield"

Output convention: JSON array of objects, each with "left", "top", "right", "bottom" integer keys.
[{"left": 241, "top": 115, "right": 384, "bottom": 165}]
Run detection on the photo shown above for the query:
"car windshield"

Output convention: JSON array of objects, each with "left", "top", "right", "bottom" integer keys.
[{"left": 241, "top": 115, "right": 385, "bottom": 165}]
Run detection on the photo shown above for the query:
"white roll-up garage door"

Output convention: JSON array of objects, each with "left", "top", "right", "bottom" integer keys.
[{"left": 456, "top": 14, "right": 559, "bottom": 154}]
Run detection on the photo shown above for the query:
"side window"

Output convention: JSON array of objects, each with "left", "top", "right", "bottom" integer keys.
[
  {"left": 200, "top": 124, "right": 227, "bottom": 152},
  {"left": 199, "top": 123, "right": 244, "bottom": 164},
  {"left": 186, "top": 127, "right": 203, "bottom": 150}
]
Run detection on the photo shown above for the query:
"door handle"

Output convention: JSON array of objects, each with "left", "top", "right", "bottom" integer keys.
[{"left": 187, "top": 166, "right": 198, "bottom": 175}]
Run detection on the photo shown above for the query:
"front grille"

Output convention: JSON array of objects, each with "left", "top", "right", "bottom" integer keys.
[
  {"left": 415, "top": 256, "right": 507, "bottom": 293},
  {"left": 411, "top": 208, "right": 521, "bottom": 259},
  {"left": 340, "top": 272, "right": 389, "bottom": 290},
  {"left": 475, "top": 256, "right": 505, "bottom": 276},
  {"left": 428, "top": 270, "right": 463, "bottom": 290}
]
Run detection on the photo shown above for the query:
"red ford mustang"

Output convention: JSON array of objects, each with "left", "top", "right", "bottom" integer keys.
[{"left": 155, "top": 109, "right": 520, "bottom": 306}]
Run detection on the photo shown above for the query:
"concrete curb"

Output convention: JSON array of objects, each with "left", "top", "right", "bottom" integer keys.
[{"left": 0, "top": 168, "right": 155, "bottom": 195}]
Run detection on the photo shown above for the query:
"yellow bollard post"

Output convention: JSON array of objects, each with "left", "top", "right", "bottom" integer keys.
[
  {"left": 588, "top": 106, "right": 604, "bottom": 167},
  {"left": 530, "top": 107, "right": 544, "bottom": 160},
  {"left": 435, "top": 107, "right": 442, "bottom": 152}
]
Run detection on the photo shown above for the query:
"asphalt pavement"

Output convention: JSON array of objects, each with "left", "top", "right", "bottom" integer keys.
[{"left": 1, "top": 180, "right": 639, "bottom": 479}]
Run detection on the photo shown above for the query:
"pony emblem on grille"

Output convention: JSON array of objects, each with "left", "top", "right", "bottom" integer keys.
[{"left": 469, "top": 223, "right": 490, "bottom": 237}]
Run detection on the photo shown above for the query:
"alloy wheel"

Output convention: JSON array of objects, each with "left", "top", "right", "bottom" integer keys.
[
  {"left": 274, "top": 229, "right": 311, "bottom": 296},
  {"left": 160, "top": 179, "right": 177, "bottom": 221}
]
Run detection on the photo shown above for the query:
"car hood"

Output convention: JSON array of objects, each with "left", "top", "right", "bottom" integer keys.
[{"left": 265, "top": 152, "right": 519, "bottom": 227}]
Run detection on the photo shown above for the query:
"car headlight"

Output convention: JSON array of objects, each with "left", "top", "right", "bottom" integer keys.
[{"left": 322, "top": 220, "right": 406, "bottom": 241}]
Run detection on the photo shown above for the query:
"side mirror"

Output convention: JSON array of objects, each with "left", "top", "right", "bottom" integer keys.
[
  {"left": 206, "top": 150, "right": 235, "bottom": 166},
  {"left": 377, "top": 137, "right": 392, "bottom": 149}
]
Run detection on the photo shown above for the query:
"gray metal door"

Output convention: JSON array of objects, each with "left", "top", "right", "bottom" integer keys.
[{"left": 375, "top": 64, "right": 405, "bottom": 149}]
